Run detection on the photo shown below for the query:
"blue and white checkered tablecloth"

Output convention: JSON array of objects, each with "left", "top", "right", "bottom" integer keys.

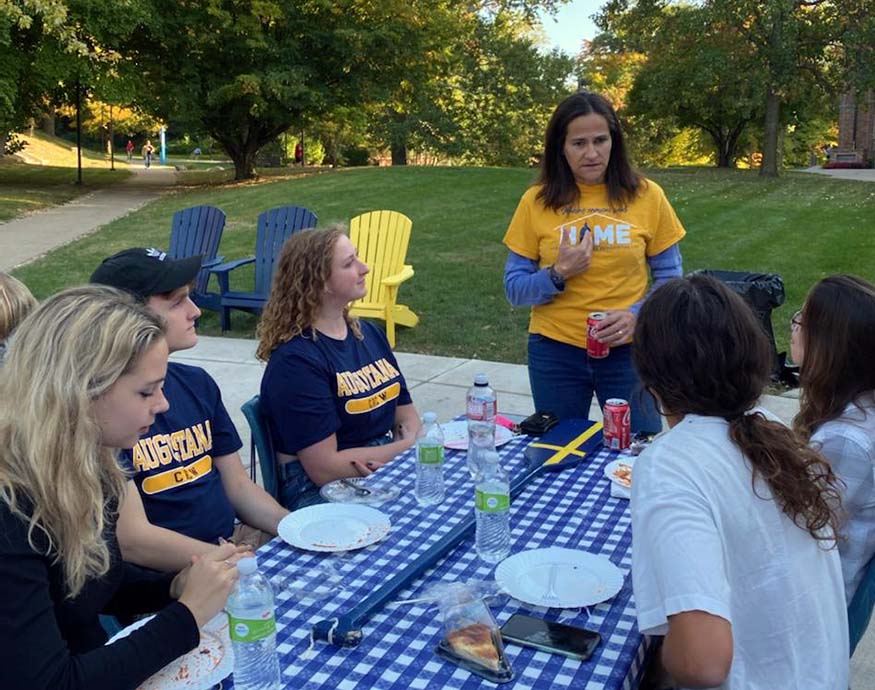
[{"left": 224, "top": 432, "right": 653, "bottom": 690}]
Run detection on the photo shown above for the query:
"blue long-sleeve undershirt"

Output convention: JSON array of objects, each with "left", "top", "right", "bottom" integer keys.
[{"left": 503, "top": 243, "right": 683, "bottom": 316}]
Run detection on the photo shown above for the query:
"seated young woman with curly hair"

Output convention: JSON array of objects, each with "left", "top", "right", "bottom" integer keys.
[
  {"left": 256, "top": 226, "right": 421, "bottom": 509},
  {"left": 630, "top": 274, "right": 848, "bottom": 689}
]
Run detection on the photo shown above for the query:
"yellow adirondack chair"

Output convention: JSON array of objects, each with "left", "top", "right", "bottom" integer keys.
[{"left": 348, "top": 210, "right": 418, "bottom": 347}]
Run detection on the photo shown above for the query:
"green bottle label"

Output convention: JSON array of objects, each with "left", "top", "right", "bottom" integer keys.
[
  {"left": 228, "top": 613, "right": 276, "bottom": 643},
  {"left": 418, "top": 445, "right": 444, "bottom": 465},
  {"left": 475, "top": 489, "right": 509, "bottom": 512}
]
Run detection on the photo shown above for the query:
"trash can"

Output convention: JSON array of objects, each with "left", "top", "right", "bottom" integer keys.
[{"left": 692, "top": 270, "right": 786, "bottom": 379}]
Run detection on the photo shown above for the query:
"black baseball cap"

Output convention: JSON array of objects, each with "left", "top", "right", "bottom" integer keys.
[{"left": 90, "top": 248, "right": 202, "bottom": 300}]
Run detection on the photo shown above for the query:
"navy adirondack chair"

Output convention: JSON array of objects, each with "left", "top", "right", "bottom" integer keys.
[
  {"left": 168, "top": 205, "right": 226, "bottom": 311},
  {"left": 211, "top": 205, "right": 318, "bottom": 331}
]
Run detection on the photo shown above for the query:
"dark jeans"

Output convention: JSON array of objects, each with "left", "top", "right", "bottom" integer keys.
[
  {"left": 527, "top": 333, "right": 662, "bottom": 434},
  {"left": 278, "top": 432, "right": 394, "bottom": 510}
]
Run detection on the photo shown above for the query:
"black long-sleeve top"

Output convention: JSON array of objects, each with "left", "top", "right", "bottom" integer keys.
[{"left": 0, "top": 499, "right": 200, "bottom": 690}]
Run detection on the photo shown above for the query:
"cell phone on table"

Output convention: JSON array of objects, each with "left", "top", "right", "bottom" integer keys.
[{"left": 500, "top": 613, "right": 601, "bottom": 661}]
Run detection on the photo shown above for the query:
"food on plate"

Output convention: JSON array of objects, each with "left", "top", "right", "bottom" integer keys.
[
  {"left": 446, "top": 622, "right": 501, "bottom": 671},
  {"left": 611, "top": 462, "right": 632, "bottom": 488}
]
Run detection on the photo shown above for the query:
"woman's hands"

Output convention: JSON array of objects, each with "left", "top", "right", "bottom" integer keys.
[
  {"left": 174, "top": 542, "right": 241, "bottom": 628},
  {"left": 554, "top": 227, "right": 592, "bottom": 280},
  {"left": 595, "top": 310, "right": 636, "bottom": 346}
]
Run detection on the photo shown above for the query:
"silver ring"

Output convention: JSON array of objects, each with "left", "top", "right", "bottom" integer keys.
[{"left": 619, "top": 329, "right": 624, "bottom": 336}]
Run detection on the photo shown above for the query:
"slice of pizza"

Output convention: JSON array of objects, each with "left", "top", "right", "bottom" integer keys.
[{"left": 446, "top": 623, "right": 501, "bottom": 671}]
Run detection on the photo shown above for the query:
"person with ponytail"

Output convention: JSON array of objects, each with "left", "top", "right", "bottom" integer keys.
[
  {"left": 631, "top": 275, "right": 847, "bottom": 689},
  {"left": 791, "top": 275, "right": 875, "bottom": 647},
  {"left": 0, "top": 286, "right": 239, "bottom": 690}
]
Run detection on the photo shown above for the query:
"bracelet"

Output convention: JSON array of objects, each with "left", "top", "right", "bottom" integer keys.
[{"left": 548, "top": 265, "right": 566, "bottom": 291}]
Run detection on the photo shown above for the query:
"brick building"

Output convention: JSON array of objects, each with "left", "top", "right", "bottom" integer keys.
[{"left": 834, "top": 90, "right": 874, "bottom": 165}]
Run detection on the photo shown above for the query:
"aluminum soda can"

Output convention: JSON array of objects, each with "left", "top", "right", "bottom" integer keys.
[
  {"left": 603, "top": 398, "right": 631, "bottom": 450},
  {"left": 587, "top": 312, "right": 609, "bottom": 359}
]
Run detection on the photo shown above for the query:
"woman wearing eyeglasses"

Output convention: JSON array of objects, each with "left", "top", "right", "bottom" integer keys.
[{"left": 791, "top": 275, "right": 875, "bottom": 607}]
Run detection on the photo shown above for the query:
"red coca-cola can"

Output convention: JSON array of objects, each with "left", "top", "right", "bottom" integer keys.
[
  {"left": 587, "top": 312, "right": 609, "bottom": 359},
  {"left": 603, "top": 398, "right": 631, "bottom": 450}
]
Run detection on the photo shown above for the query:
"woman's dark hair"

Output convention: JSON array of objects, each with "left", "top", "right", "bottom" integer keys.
[
  {"left": 633, "top": 275, "right": 841, "bottom": 542},
  {"left": 536, "top": 90, "right": 641, "bottom": 211},
  {"left": 794, "top": 274, "right": 875, "bottom": 441}
]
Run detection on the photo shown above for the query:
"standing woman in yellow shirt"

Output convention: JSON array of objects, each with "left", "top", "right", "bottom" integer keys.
[{"left": 503, "top": 90, "right": 686, "bottom": 432}]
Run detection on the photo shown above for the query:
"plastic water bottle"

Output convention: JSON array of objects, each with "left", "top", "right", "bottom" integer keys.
[
  {"left": 415, "top": 412, "right": 446, "bottom": 506},
  {"left": 227, "top": 556, "right": 281, "bottom": 690},
  {"left": 466, "top": 373, "right": 497, "bottom": 478},
  {"left": 475, "top": 451, "right": 511, "bottom": 564}
]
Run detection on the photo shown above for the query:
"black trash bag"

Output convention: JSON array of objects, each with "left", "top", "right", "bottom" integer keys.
[{"left": 692, "top": 270, "right": 786, "bottom": 380}]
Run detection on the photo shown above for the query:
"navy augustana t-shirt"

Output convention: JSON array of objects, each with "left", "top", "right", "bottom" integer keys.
[
  {"left": 260, "top": 320, "right": 412, "bottom": 455},
  {"left": 120, "top": 362, "right": 242, "bottom": 542}
]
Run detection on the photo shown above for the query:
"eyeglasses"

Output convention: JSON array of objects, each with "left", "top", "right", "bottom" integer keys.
[{"left": 790, "top": 310, "right": 803, "bottom": 331}]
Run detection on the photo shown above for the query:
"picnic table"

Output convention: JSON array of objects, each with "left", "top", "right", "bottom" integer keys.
[{"left": 224, "top": 423, "right": 653, "bottom": 689}]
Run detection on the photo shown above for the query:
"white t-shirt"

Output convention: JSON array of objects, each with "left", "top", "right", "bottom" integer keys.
[{"left": 631, "top": 414, "right": 848, "bottom": 690}]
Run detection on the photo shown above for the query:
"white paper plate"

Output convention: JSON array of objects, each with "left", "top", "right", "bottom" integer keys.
[
  {"left": 277, "top": 503, "right": 391, "bottom": 552},
  {"left": 604, "top": 458, "right": 634, "bottom": 490},
  {"left": 106, "top": 613, "right": 232, "bottom": 690},
  {"left": 440, "top": 420, "right": 515, "bottom": 450},
  {"left": 495, "top": 547, "right": 624, "bottom": 608}
]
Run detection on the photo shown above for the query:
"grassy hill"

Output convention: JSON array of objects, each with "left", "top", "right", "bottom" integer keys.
[
  {"left": 13, "top": 165, "right": 875, "bottom": 363},
  {"left": 0, "top": 132, "right": 130, "bottom": 221}
]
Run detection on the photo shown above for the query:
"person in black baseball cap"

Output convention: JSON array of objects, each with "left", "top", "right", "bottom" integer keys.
[
  {"left": 91, "top": 248, "right": 290, "bottom": 572},
  {"left": 90, "top": 248, "right": 202, "bottom": 301}
]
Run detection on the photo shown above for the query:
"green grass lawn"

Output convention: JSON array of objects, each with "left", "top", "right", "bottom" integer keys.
[
  {"left": 0, "top": 161, "right": 131, "bottom": 222},
  {"left": 12, "top": 165, "right": 875, "bottom": 363}
]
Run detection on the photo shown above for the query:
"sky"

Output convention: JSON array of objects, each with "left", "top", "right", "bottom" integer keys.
[{"left": 536, "top": 0, "right": 603, "bottom": 56}]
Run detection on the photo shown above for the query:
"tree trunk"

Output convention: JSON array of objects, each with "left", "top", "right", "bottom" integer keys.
[
  {"left": 0, "top": 131, "right": 7, "bottom": 157},
  {"left": 760, "top": 88, "right": 781, "bottom": 177},
  {"left": 715, "top": 135, "right": 732, "bottom": 167},
  {"left": 231, "top": 147, "right": 259, "bottom": 180},
  {"left": 391, "top": 139, "right": 407, "bottom": 166}
]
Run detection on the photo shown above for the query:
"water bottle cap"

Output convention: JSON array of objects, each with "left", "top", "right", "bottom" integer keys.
[
  {"left": 237, "top": 556, "right": 258, "bottom": 575},
  {"left": 474, "top": 373, "right": 488, "bottom": 386},
  {"left": 422, "top": 411, "right": 437, "bottom": 424}
]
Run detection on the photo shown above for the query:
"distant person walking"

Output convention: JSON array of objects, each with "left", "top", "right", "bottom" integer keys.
[
  {"left": 126, "top": 139, "right": 134, "bottom": 163},
  {"left": 142, "top": 140, "right": 155, "bottom": 169},
  {"left": 294, "top": 140, "right": 303, "bottom": 165}
]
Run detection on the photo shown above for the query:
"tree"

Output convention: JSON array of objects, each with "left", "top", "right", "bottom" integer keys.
[
  {"left": 0, "top": 0, "right": 150, "bottom": 170},
  {"left": 0, "top": 0, "right": 80, "bottom": 154},
  {"left": 124, "top": 0, "right": 449, "bottom": 180},
  {"left": 595, "top": 0, "right": 839, "bottom": 176},
  {"left": 624, "top": 6, "right": 764, "bottom": 167},
  {"left": 368, "top": 5, "right": 573, "bottom": 167},
  {"left": 707, "top": 0, "right": 835, "bottom": 176}
]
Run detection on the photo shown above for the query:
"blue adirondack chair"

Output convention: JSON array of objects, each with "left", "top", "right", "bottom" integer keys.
[
  {"left": 211, "top": 206, "right": 318, "bottom": 331},
  {"left": 168, "top": 205, "right": 226, "bottom": 311}
]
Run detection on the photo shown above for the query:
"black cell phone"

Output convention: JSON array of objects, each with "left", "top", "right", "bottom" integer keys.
[{"left": 500, "top": 613, "right": 601, "bottom": 661}]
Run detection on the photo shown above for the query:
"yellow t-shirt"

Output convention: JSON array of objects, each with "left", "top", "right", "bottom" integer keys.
[{"left": 503, "top": 179, "right": 686, "bottom": 349}]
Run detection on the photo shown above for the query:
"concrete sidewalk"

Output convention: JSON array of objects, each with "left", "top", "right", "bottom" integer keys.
[
  {"left": 800, "top": 166, "right": 875, "bottom": 182},
  {"left": 174, "top": 334, "right": 874, "bottom": 684},
  {"left": 0, "top": 164, "right": 177, "bottom": 271}
]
